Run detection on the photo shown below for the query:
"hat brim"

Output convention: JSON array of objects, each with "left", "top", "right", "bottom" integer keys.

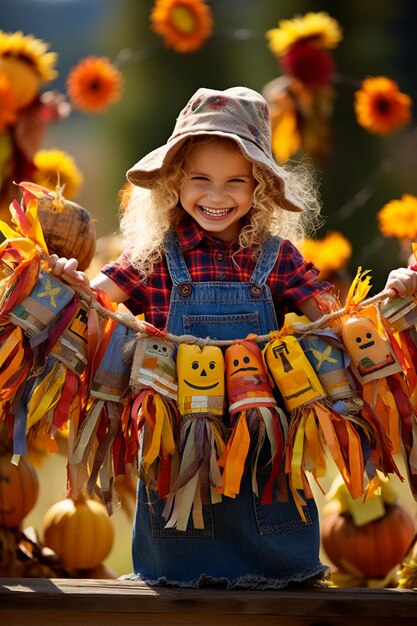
[{"left": 127, "top": 131, "right": 302, "bottom": 213}]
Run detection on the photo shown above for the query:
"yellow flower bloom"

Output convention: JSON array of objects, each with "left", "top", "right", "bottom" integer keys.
[
  {"left": 300, "top": 232, "right": 352, "bottom": 275},
  {"left": 66, "top": 56, "right": 123, "bottom": 114},
  {"left": 354, "top": 77, "right": 412, "bottom": 135},
  {"left": 378, "top": 194, "right": 417, "bottom": 240},
  {"left": 150, "top": 0, "right": 213, "bottom": 53},
  {"left": 0, "top": 30, "right": 57, "bottom": 81},
  {"left": 266, "top": 12, "right": 342, "bottom": 57},
  {"left": 33, "top": 149, "right": 83, "bottom": 200},
  {"left": 0, "top": 71, "right": 17, "bottom": 130}
]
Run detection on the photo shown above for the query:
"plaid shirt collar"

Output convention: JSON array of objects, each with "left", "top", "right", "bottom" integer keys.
[{"left": 177, "top": 215, "right": 238, "bottom": 252}]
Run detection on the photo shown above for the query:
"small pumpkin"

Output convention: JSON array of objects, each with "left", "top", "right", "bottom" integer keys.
[
  {"left": 17, "top": 181, "right": 96, "bottom": 271},
  {"left": 321, "top": 504, "right": 416, "bottom": 579},
  {"left": 37, "top": 194, "right": 96, "bottom": 271},
  {"left": 42, "top": 497, "right": 114, "bottom": 570},
  {"left": 0, "top": 455, "right": 39, "bottom": 528}
]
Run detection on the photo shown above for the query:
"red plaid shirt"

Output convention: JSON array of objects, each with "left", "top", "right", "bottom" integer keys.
[{"left": 102, "top": 217, "right": 332, "bottom": 329}]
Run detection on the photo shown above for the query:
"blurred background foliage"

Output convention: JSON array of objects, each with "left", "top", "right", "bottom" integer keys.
[{"left": 2, "top": 0, "right": 417, "bottom": 289}]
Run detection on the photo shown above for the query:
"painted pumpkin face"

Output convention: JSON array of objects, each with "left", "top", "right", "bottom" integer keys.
[
  {"left": 177, "top": 344, "right": 225, "bottom": 415},
  {"left": 341, "top": 316, "right": 401, "bottom": 383},
  {"left": 130, "top": 336, "right": 177, "bottom": 399},
  {"left": 263, "top": 334, "right": 325, "bottom": 410}
]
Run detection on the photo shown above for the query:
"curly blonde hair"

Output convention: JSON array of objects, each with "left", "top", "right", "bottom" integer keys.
[{"left": 120, "top": 136, "right": 323, "bottom": 276}]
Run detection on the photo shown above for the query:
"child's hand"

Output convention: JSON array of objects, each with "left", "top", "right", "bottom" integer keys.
[
  {"left": 47, "top": 254, "right": 91, "bottom": 291},
  {"left": 384, "top": 267, "right": 417, "bottom": 298}
]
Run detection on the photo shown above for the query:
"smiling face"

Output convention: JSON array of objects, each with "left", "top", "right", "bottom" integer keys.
[
  {"left": 341, "top": 316, "right": 400, "bottom": 382},
  {"left": 179, "top": 138, "right": 256, "bottom": 241},
  {"left": 177, "top": 344, "right": 225, "bottom": 415}
]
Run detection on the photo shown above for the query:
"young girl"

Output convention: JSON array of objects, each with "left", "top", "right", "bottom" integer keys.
[{"left": 48, "top": 86, "right": 417, "bottom": 589}]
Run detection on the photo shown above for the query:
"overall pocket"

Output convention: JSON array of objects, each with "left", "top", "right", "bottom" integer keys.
[
  {"left": 183, "top": 313, "right": 261, "bottom": 341},
  {"left": 253, "top": 466, "right": 313, "bottom": 535}
]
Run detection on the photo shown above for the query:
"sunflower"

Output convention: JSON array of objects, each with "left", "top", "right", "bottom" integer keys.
[
  {"left": 0, "top": 71, "right": 17, "bottom": 130},
  {"left": 0, "top": 30, "right": 57, "bottom": 81},
  {"left": 150, "top": 0, "right": 213, "bottom": 53},
  {"left": 266, "top": 12, "right": 342, "bottom": 58},
  {"left": 300, "top": 232, "right": 352, "bottom": 276},
  {"left": 33, "top": 149, "right": 83, "bottom": 199},
  {"left": 66, "top": 56, "right": 123, "bottom": 114},
  {"left": 377, "top": 194, "right": 417, "bottom": 240},
  {"left": 354, "top": 77, "right": 412, "bottom": 135}
]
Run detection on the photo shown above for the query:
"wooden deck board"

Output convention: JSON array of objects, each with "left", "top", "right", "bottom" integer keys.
[{"left": 1, "top": 578, "right": 416, "bottom": 626}]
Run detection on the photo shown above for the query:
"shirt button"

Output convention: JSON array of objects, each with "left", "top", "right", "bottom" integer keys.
[
  {"left": 218, "top": 272, "right": 226, "bottom": 281},
  {"left": 215, "top": 253, "right": 224, "bottom": 261},
  {"left": 178, "top": 282, "right": 192, "bottom": 297}
]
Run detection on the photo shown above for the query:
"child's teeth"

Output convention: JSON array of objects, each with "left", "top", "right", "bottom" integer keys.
[{"left": 202, "top": 207, "right": 230, "bottom": 216}]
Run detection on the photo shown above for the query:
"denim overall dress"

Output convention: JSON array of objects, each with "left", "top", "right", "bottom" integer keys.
[{"left": 131, "top": 234, "right": 326, "bottom": 588}]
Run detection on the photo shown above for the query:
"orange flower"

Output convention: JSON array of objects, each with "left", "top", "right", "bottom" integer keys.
[
  {"left": 300, "top": 232, "right": 352, "bottom": 275},
  {"left": 150, "top": 0, "right": 213, "bottom": 53},
  {"left": 66, "top": 56, "right": 123, "bottom": 114},
  {"left": 0, "top": 71, "right": 17, "bottom": 130},
  {"left": 377, "top": 194, "right": 417, "bottom": 240},
  {"left": 354, "top": 77, "right": 412, "bottom": 135}
]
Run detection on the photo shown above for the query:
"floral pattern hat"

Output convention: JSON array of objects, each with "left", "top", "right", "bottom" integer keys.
[{"left": 127, "top": 86, "right": 302, "bottom": 212}]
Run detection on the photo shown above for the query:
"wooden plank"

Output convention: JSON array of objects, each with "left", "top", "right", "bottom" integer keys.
[{"left": 0, "top": 578, "right": 416, "bottom": 626}]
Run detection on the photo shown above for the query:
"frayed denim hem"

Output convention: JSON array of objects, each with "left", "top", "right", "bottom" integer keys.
[{"left": 119, "top": 564, "right": 329, "bottom": 590}]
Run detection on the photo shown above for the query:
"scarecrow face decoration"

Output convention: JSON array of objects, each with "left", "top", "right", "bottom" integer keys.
[
  {"left": 341, "top": 316, "right": 401, "bottom": 383},
  {"left": 177, "top": 344, "right": 225, "bottom": 415},
  {"left": 225, "top": 342, "right": 264, "bottom": 379},
  {"left": 130, "top": 336, "right": 177, "bottom": 399},
  {"left": 264, "top": 334, "right": 325, "bottom": 410},
  {"left": 225, "top": 340, "right": 276, "bottom": 413}
]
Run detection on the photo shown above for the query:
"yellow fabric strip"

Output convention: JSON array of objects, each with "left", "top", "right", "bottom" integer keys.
[{"left": 26, "top": 363, "right": 67, "bottom": 431}]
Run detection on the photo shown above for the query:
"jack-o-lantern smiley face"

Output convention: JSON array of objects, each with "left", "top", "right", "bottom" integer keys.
[
  {"left": 341, "top": 316, "right": 399, "bottom": 381},
  {"left": 177, "top": 344, "right": 225, "bottom": 398}
]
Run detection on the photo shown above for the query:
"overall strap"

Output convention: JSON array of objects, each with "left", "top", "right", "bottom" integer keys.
[
  {"left": 250, "top": 236, "right": 282, "bottom": 286},
  {"left": 163, "top": 232, "right": 192, "bottom": 285}
]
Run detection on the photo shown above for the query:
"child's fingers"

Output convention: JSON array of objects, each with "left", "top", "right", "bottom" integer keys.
[
  {"left": 47, "top": 254, "right": 91, "bottom": 289},
  {"left": 385, "top": 267, "right": 417, "bottom": 298}
]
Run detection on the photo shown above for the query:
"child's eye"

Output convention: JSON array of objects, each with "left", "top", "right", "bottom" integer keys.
[
  {"left": 229, "top": 178, "right": 246, "bottom": 183},
  {"left": 191, "top": 176, "right": 209, "bottom": 181}
]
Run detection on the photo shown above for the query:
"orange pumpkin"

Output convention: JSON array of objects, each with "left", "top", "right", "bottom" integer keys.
[
  {"left": 42, "top": 497, "right": 114, "bottom": 570},
  {"left": 0, "top": 455, "right": 39, "bottom": 528},
  {"left": 321, "top": 504, "right": 416, "bottom": 578}
]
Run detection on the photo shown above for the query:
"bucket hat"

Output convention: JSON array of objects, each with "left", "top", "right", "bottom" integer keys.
[{"left": 127, "top": 86, "right": 302, "bottom": 212}]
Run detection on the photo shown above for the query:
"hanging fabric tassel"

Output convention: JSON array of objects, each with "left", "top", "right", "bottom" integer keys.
[
  {"left": 218, "top": 338, "right": 287, "bottom": 504},
  {"left": 289, "top": 312, "right": 386, "bottom": 496},
  {"left": 129, "top": 332, "right": 179, "bottom": 501},
  {"left": 9, "top": 297, "right": 88, "bottom": 459},
  {"left": 263, "top": 324, "right": 371, "bottom": 518},
  {"left": 163, "top": 344, "right": 226, "bottom": 531},
  {"left": 69, "top": 321, "right": 136, "bottom": 512},
  {"left": 344, "top": 302, "right": 417, "bottom": 498}
]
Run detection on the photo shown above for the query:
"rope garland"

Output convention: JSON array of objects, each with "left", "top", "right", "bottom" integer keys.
[{"left": 73, "top": 283, "right": 392, "bottom": 347}]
